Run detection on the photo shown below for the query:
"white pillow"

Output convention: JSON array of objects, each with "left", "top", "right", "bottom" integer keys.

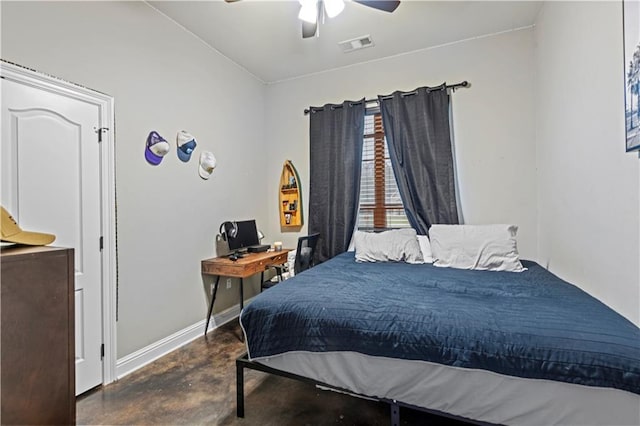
[
  {"left": 287, "top": 249, "right": 297, "bottom": 277},
  {"left": 354, "top": 228, "right": 424, "bottom": 264},
  {"left": 347, "top": 234, "right": 356, "bottom": 252},
  {"left": 429, "top": 224, "right": 525, "bottom": 272},
  {"left": 417, "top": 235, "right": 433, "bottom": 263}
]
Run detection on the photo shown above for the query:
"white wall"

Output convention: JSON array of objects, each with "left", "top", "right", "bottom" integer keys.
[
  {"left": 1, "top": 1, "right": 268, "bottom": 357},
  {"left": 535, "top": 1, "right": 640, "bottom": 325},
  {"left": 4, "top": 0, "right": 634, "bottom": 363},
  {"left": 264, "top": 29, "right": 538, "bottom": 259}
]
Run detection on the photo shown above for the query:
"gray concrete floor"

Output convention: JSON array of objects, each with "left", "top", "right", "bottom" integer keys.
[{"left": 77, "top": 319, "right": 469, "bottom": 425}]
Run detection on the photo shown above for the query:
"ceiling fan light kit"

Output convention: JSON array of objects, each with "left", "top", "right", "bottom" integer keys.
[
  {"left": 226, "top": 0, "right": 400, "bottom": 39},
  {"left": 298, "top": 0, "right": 319, "bottom": 24},
  {"left": 324, "top": 0, "right": 345, "bottom": 18},
  {"left": 299, "top": 0, "right": 400, "bottom": 39},
  {"left": 298, "top": 0, "right": 345, "bottom": 26}
]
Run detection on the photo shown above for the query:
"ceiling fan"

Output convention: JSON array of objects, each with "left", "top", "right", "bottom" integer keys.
[
  {"left": 299, "top": 0, "right": 400, "bottom": 38},
  {"left": 225, "top": 0, "right": 401, "bottom": 39}
]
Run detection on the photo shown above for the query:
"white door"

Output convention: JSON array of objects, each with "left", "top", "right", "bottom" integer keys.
[{"left": 1, "top": 73, "right": 104, "bottom": 394}]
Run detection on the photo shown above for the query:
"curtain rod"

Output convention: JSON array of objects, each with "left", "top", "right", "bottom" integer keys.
[{"left": 303, "top": 81, "right": 469, "bottom": 115}]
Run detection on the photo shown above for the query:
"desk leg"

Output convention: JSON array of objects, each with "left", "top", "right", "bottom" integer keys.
[
  {"left": 239, "top": 278, "right": 246, "bottom": 342},
  {"left": 236, "top": 357, "right": 245, "bottom": 418},
  {"left": 204, "top": 275, "right": 221, "bottom": 336}
]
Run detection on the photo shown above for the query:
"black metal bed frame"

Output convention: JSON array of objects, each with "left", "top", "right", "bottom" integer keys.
[{"left": 236, "top": 352, "right": 492, "bottom": 426}]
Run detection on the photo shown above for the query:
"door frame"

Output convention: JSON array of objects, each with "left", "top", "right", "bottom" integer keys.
[{"left": 1, "top": 60, "right": 117, "bottom": 386}]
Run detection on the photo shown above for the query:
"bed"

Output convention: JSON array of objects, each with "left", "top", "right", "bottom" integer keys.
[{"left": 238, "top": 251, "right": 640, "bottom": 425}]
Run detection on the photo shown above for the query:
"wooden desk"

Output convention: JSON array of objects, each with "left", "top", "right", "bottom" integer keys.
[{"left": 201, "top": 249, "right": 290, "bottom": 336}]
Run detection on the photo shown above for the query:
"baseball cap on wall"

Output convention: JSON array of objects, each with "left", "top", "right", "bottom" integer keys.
[
  {"left": 0, "top": 206, "right": 56, "bottom": 246},
  {"left": 145, "top": 131, "right": 170, "bottom": 165},
  {"left": 176, "top": 131, "right": 197, "bottom": 162},
  {"left": 198, "top": 151, "right": 217, "bottom": 180}
]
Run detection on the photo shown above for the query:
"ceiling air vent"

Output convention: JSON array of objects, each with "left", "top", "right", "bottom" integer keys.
[{"left": 338, "top": 35, "right": 374, "bottom": 53}]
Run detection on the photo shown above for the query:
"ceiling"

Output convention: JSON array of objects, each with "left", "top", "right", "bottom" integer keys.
[{"left": 148, "top": 0, "right": 543, "bottom": 83}]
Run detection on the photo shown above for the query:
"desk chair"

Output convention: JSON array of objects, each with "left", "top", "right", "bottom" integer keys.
[{"left": 261, "top": 233, "right": 320, "bottom": 291}]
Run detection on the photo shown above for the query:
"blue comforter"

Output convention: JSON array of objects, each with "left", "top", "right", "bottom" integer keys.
[{"left": 240, "top": 252, "right": 640, "bottom": 394}]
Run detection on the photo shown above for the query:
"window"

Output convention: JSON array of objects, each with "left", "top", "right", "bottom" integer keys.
[{"left": 357, "top": 113, "right": 410, "bottom": 231}]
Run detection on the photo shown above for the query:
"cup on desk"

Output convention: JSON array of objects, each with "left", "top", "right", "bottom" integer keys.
[{"left": 273, "top": 241, "right": 282, "bottom": 251}]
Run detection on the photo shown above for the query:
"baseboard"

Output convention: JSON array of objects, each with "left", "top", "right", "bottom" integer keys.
[{"left": 116, "top": 299, "right": 251, "bottom": 380}]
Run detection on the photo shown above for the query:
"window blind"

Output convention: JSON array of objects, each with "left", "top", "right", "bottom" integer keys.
[{"left": 358, "top": 114, "right": 409, "bottom": 231}]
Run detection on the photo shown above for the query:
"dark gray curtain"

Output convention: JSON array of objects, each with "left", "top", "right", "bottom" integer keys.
[
  {"left": 378, "top": 84, "right": 459, "bottom": 234},
  {"left": 308, "top": 100, "right": 365, "bottom": 262}
]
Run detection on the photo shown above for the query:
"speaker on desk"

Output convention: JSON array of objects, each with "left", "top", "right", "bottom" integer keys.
[{"left": 247, "top": 245, "right": 270, "bottom": 253}]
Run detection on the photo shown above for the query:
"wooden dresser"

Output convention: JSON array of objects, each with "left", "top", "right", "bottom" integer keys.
[{"left": 1, "top": 245, "right": 76, "bottom": 425}]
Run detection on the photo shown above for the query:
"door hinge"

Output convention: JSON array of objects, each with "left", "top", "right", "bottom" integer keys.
[
  {"left": 99, "top": 236, "right": 104, "bottom": 251},
  {"left": 94, "top": 127, "right": 109, "bottom": 143},
  {"left": 101, "top": 343, "right": 105, "bottom": 360}
]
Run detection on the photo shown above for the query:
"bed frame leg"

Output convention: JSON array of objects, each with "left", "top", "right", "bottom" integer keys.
[
  {"left": 390, "top": 400, "right": 400, "bottom": 426},
  {"left": 236, "top": 357, "right": 245, "bottom": 418}
]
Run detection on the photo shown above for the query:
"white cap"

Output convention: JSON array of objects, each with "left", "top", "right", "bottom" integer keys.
[{"left": 198, "top": 151, "right": 217, "bottom": 179}]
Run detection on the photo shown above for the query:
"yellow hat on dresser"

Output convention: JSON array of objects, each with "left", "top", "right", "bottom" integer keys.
[{"left": 0, "top": 206, "right": 56, "bottom": 246}]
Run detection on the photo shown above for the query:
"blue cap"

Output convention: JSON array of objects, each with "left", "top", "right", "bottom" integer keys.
[{"left": 176, "top": 130, "right": 197, "bottom": 162}]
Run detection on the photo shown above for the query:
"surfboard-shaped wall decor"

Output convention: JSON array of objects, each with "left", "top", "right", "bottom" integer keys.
[{"left": 279, "top": 160, "right": 303, "bottom": 228}]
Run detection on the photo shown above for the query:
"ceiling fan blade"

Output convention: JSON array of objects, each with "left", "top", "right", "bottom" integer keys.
[
  {"left": 302, "top": 21, "right": 318, "bottom": 39},
  {"left": 353, "top": 0, "right": 400, "bottom": 13}
]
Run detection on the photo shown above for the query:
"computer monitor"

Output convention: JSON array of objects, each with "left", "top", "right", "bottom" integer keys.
[{"left": 227, "top": 220, "right": 260, "bottom": 252}]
